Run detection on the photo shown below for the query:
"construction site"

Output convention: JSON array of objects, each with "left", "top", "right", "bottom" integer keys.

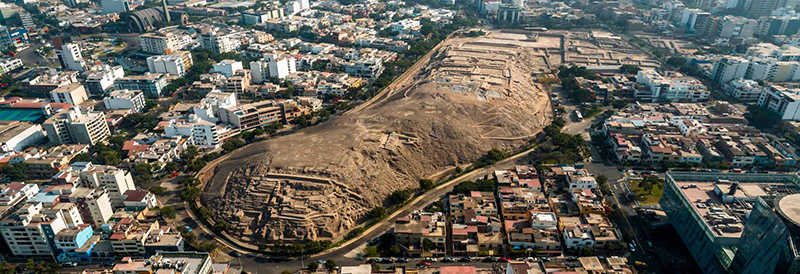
[{"left": 199, "top": 30, "right": 657, "bottom": 245}]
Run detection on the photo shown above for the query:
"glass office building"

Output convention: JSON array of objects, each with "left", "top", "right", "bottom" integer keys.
[{"left": 660, "top": 172, "right": 800, "bottom": 274}]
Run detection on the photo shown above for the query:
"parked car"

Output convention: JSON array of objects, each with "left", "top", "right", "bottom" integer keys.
[
  {"left": 442, "top": 257, "right": 455, "bottom": 262},
  {"left": 525, "top": 257, "right": 537, "bottom": 262},
  {"left": 396, "top": 258, "right": 408, "bottom": 263},
  {"left": 484, "top": 257, "right": 499, "bottom": 262},
  {"left": 379, "top": 258, "right": 394, "bottom": 263},
  {"left": 459, "top": 257, "right": 472, "bottom": 262},
  {"left": 61, "top": 262, "right": 77, "bottom": 267},
  {"left": 629, "top": 243, "right": 637, "bottom": 252},
  {"left": 416, "top": 261, "right": 431, "bottom": 267},
  {"left": 424, "top": 257, "right": 437, "bottom": 262}
]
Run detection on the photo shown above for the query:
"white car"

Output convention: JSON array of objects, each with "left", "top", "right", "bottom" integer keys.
[
  {"left": 629, "top": 243, "right": 636, "bottom": 252},
  {"left": 425, "top": 257, "right": 438, "bottom": 262}
]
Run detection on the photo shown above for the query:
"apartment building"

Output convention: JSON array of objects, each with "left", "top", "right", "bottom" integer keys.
[
  {"left": 54, "top": 225, "right": 98, "bottom": 264},
  {"left": 114, "top": 73, "right": 168, "bottom": 97},
  {"left": 147, "top": 51, "right": 193, "bottom": 76},
  {"left": 164, "top": 115, "right": 225, "bottom": 148},
  {"left": 56, "top": 43, "right": 86, "bottom": 71},
  {"left": 50, "top": 83, "right": 89, "bottom": 106},
  {"left": 636, "top": 70, "right": 709, "bottom": 102},
  {"left": 43, "top": 107, "right": 111, "bottom": 146},
  {"left": 219, "top": 100, "right": 284, "bottom": 130},
  {"left": 723, "top": 78, "right": 762, "bottom": 102},
  {"left": 85, "top": 65, "right": 125, "bottom": 95},
  {"left": 103, "top": 89, "right": 146, "bottom": 112},
  {"left": 191, "top": 91, "right": 237, "bottom": 123},
  {"left": 48, "top": 186, "right": 114, "bottom": 227},
  {"left": 123, "top": 135, "right": 188, "bottom": 167},
  {"left": 211, "top": 59, "right": 243, "bottom": 77},
  {"left": 24, "top": 144, "right": 89, "bottom": 179},
  {"left": 0, "top": 182, "right": 39, "bottom": 208},
  {"left": 0, "top": 203, "right": 68, "bottom": 256},
  {"left": 250, "top": 53, "right": 297, "bottom": 82},
  {"left": 343, "top": 57, "right": 384, "bottom": 79},
  {"left": 711, "top": 56, "right": 749, "bottom": 85},
  {"left": 201, "top": 32, "right": 240, "bottom": 54},
  {"left": 109, "top": 218, "right": 184, "bottom": 257},
  {"left": 69, "top": 162, "right": 136, "bottom": 209},
  {"left": 394, "top": 212, "right": 446, "bottom": 257},
  {"left": 0, "top": 58, "right": 22, "bottom": 75},
  {"left": 757, "top": 84, "right": 800, "bottom": 120},
  {"left": 222, "top": 69, "right": 251, "bottom": 93},
  {"left": 140, "top": 32, "right": 181, "bottom": 55}
]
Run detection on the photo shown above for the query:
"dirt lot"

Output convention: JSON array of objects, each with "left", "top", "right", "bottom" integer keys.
[{"left": 202, "top": 31, "right": 554, "bottom": 243}]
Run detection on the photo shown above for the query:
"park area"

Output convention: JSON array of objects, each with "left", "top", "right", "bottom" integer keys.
[{"left": 628, "top": 176, "right": 664, "bottom": 206}]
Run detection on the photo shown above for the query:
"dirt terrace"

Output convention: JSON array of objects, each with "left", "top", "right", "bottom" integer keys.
[{"left": 202, "top": 31, "right": 553, "bottom": 243}]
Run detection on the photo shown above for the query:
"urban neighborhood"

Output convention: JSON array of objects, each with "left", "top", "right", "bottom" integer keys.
[{"left": 0, "top": 0, "right": 799, "bottom": 272}]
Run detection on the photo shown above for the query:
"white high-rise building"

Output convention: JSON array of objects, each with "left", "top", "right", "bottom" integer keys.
[
  {"left": 140, "top": 32, "right": 181, "bottom": 55},
  {"left": 164, "top": 115, "right": 223, "bottom": 148},
  {"left": 147, "top": 54, "right": 190, "bottom": 76},
  {"left": 212, "top": 59, "right": 243, "bottom": 77},
  {"left": 85, "top": 65, "right": 125, "bottom": 95},
  {"left": 0, "top": 203, "right": 68, "bottom": 257},
  {"left": 711, "top": 57, "right": 750, "bottom": 84},
  {"left": 636, "top": 70, "right": 710, "bottom": 102},
  {"left": 201, "top": 32, "right": 240, "bottom": 54},
  {"left": 42, "top": 107, "right": 111, "bottom": 146},
  {"left": 56, "top": 43, "right": 86, "bottom": 71},
  {"left": 251, "top": 54, "right": 297, "bottom": 83},
  {"left": 71, "top": 162, "right": 136, "bottom": 209},
  {"left": 104, "top": 89, "right": 146, "bottom": 112}
]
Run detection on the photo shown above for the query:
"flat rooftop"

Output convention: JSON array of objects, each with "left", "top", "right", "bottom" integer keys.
[{"left": 668, "top": 172, "right": 800, "bottom": 238}]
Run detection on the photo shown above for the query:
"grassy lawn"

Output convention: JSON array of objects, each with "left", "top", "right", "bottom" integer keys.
[{"left": 628, "top": 178, "right": 664, "bottom": 205}]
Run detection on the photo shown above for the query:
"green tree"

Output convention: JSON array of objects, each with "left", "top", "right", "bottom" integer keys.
[
  {"left": 181, "top": 186, "right": 201, "bottom": 201},
  {"left": 745, "top": 105, "right": 781, "bottom": 130},
  {"left": 639, "top": 179, "right": 654, "bottom": 194},
  {"left": 165, "top": 161, "right": 180, "bottom": 172},
  {"left": 69, "top": 153, "right": 92, "bottom": 163},
  {"left": 619, "top": 64, "right": 640, "bottom": 74},
  {"left": 182, "top": 146, "right": 200, "bottom": 161},
  {"left": 369, "top": 206, "right": 386, "bottom": 219},
  {"left": 324, "top": 260, "right": 337, "bottom": 271},
  {"left": 422, "top": 238, "right": 435, "bottom": 251},
  {"left": 160, "top": 206, "right": 176, "bottom": 219},
  {"left": 0, "top": 163, "right": 26, "bottom": 181},
  {"left": 419, "top": 179, "right": 434, "bottom": 191},
  {"left": 307, "top": 261, "right": 319, "bottom": 270},
  {"left": 666, "top": 56, "right": 687, "bottom": 68},
  {"left": 149, "top": 186, "right": 166, "bottom": 195},
  {"left": 222, "top": 139, "right": 244, "bottom": 152},
  {"left": 389, "top": 189, "right": 414, "bottom": 204},
  {"left": 213, "top": 220, "right": 230, "bottom": 232}
]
